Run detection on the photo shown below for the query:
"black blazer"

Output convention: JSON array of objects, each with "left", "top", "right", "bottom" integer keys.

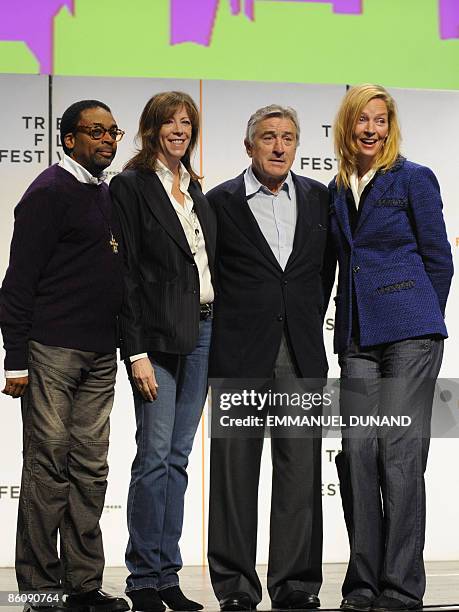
[
  {"left": 110, "top": 168, "right": 216, "bottom": 359},
  {"left": 208, "top": 171, "right": 329, "bottom": 379}
]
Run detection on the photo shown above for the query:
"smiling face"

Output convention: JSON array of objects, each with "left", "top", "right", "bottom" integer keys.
[
  {"left": 157, "top": 105, "right": 192, "bottom": 169},
  {"left": 63, "top": 106, "right": 118, "bottom": 177},
  {"left": 245, "top": 115, "right": 297, "bottom": 192},
  {"left": 353, "top": 97, "right": 389, "bottom": 176}
]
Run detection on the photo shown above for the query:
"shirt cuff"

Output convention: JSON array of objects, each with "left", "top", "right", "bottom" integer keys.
[
  {"left": 130, "top": 353, "right": 148, "bottom": 363},
  {"left": 5, "top": 370, "right": 29, "bottom": 378}
]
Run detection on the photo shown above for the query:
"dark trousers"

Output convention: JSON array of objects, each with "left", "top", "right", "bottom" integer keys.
[
  {"left": 208, "top": 335, "right": 323, "bottom": 605},
  {"left": 336, "top": 337, "right": 443, "bottom": 605},
  {"left": 16, "top": 340, "right": 117, "bottom": 594}
]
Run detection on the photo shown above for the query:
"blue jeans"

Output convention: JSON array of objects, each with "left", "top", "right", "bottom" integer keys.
[{"left": 125, "top": 319, "right": 211, "bottom": 593}]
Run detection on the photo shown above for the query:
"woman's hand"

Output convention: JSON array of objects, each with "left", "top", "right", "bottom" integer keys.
[{"left": 131, "top": 357, "right": 158, "bottom": 402}]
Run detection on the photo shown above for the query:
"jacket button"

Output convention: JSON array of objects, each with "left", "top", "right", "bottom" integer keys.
[
  {"left": 352, "top": 265, "right": 360, "bottom": 273},
  {"left": 192, "top": 289, "right": 197, "bottom": 294},
  {"left": 282, "top": 280, "right": 288, "bottom": 285},
  {"left": 277, "top": 314, "right": 284, "bottom": 322}
]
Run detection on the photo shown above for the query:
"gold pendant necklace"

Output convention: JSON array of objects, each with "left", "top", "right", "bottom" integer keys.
[
  {"left": 94, "top": 194, "right": 119, "bottom": 255},
  {"left": 109, "top": 233, "right": 119, "bottom": 254}
]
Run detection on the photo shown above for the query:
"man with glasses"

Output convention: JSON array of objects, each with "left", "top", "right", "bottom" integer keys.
[{"left": 0, "top": 100, "right": 128, "bottom": 612}]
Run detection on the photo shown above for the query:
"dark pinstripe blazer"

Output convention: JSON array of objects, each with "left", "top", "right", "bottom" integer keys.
[{"left": 110, "top": 168, "right": 216, "bottom": 359}]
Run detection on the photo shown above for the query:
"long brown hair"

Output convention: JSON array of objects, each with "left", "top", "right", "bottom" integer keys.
[
  {"left": 125, "top": 91, "right": 201, "bottom": 180},
  {"left": 334, "top": 84, "right": 402, "bottom": 189}
]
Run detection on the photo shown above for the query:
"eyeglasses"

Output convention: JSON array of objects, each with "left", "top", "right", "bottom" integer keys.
[{"left": 75, "top": 125, "right": 125, "bottom": 142}]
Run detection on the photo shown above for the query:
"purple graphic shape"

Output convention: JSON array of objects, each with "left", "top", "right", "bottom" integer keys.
[
  {"left": 171, "top": 0, "right": 252, "bottom": 45},
  {"left": 0, "top": 0, "right": 74, "bottom": 73},
  {"left": 171, "top": 0, "right": 459, "bottom": 46},
  {"left": 171, "top": 0, "right": 361, "bottom": 45},
  {"left": 439, "top": 0, "right": 459, "bottom": 39}
]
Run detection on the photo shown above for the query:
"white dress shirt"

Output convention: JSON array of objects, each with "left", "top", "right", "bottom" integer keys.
[
  {"left": 244, "top": 166, "right": 297, "bottom": 270},
  {"left": 350, "top": 168, "right": 377, "bottom": 207}
]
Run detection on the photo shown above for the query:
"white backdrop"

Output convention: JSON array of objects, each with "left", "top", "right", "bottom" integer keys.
[{"left": 0, "top": 75, "right": 458, "bottom": 569}]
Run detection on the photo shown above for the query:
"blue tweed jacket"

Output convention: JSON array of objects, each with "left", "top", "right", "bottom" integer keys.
[{"left": 324, "top": 158, "right": 454, "bottom": 354}]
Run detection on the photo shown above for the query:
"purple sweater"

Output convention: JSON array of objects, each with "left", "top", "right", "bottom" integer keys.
[{"left": 0, "top": 165, "right": 123, "bottom": 370}]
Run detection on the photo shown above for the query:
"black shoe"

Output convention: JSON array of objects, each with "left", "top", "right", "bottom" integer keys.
[
  {"left": 127, "top": 588, "right": 166, "bottom": 612},
  {"left": 159, "top": 586, "right": 203, "bottom": 611},
  {"left": 219, "top": 592, "right": 255, "bottom": 611},
  {"left": 341, "top": 595, "right": 374, "bottom": 611},
  {"left": 371, "top": 595, "right": 422, "bottom": 611},
  {"left": 65, "top": 589, "right": 130, "bottom": 612},
  {"left": 272, "top": 591, "right": 320, "bottom": 610}
]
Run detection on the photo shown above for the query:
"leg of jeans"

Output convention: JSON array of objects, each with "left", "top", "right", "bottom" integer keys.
[
  {"left": 16, "top": 342, "right": 83, "bottom": 591},
  {"left": 60, "top": 351, "right": 117, "bottom": 594},
  {"left": 338, "top": 341, "right": 384, "bottom": 599},
  {"left": 125, "top": 353, "right": 179, "bottom": 593},
  {"left": 158, "top": 319, "right": 212, "bottom": 589},
  {"left": 378, "top": 338, "right": 443, "bottom": 604}
]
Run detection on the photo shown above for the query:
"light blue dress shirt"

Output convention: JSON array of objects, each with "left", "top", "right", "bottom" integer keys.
[{"left": 244, "top": 166, "right": 297, "bottom": 270}]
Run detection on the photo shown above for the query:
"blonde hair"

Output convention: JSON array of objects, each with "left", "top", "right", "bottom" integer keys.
[{"left": 334, "top": 84, "right": 401, "bottom": 189}]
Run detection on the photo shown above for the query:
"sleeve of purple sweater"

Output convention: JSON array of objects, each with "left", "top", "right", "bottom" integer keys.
[{"left": 0, "top": 181, "right": 64, "bottom": 370}]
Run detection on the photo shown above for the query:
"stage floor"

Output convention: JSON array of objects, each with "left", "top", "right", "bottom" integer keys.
[{"left": 1, "top": 562, "right": 458, "bottom": 610}]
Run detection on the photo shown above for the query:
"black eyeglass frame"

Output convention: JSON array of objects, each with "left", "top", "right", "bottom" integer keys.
[{"left": 74, "top": 124, "right": 125, "bottom": 142}]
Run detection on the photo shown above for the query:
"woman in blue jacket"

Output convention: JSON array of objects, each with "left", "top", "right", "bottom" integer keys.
[{"left": 325, "top": 84, "right": 453, "bottom": 612}]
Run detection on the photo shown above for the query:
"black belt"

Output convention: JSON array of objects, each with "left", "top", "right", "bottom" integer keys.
[{"left": 200, "top": 303, "right": 213, "bottom": 320}]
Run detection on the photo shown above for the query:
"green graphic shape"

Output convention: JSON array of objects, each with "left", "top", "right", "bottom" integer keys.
[{"left": 1, "top": 0, "right": 458, "bottom": 90}]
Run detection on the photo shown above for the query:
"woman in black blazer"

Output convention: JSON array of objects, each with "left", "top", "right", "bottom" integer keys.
[{"left": 110, "top": 92, "right": 216, "bottom": 612}]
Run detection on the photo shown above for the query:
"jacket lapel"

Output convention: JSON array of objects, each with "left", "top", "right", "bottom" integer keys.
[
  {"left": 355, "top": 168, "right": 398, "bottom": 234},
  {"left": 138, "top": 170, "right": 193, "bottom": 258},
  {"left": 189, "top": 180, "right": 216, "bottom": 271},
  {"left": 284, "top": 173, "right": 313, "bottom": 270},
  {"left": 333, "top": 185, "right": 353, "bottom": 246},
  {"left": 222, "top": 174, "right": 282, "bottom": 271}
]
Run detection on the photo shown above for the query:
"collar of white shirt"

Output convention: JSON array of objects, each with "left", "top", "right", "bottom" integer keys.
[
  {"left": 244, "top": 165, "right": 293, "bottom": 199},
  {"left": 58, "top": 153, "right": 107, "bottom": 185},
  {"left": 156, "top": 158, "right": 191, "bottom": 192},
  {"left": 350, "top": 168, "right": 377, "bottom": 207}
]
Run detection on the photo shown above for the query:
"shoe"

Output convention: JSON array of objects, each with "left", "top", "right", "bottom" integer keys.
[
  {"left": 127, "top": 588, "right": 166, "bottom": 612},
  {"left": 219, "top": 592, "right": 255, "bottom": 611},
  {"left": 371, "top": 595, "right": 422, "bottom": 611},
  {"left": 159, "top": 586, "right": 203, "bottom": 611},
  {"left": 65, "top": 589, "right": 130, "bottom": 612},
  {"left": 341, "top": 595, "right": 374, "bottom": 611},
  {"left": 272, "top": 591, "right": 320, "bottom": 609}
]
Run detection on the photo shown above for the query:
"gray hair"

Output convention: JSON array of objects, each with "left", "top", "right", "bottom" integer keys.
[{"left": 245, "top": 104, "right": 300, "bottom": 146}]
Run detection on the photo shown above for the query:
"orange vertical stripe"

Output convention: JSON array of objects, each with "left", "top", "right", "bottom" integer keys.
[{"left": 199, "top": 79, "right": 206, "bottom": 569}]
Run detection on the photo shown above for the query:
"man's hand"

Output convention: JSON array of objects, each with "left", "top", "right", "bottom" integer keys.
[
  {"left": 2, "top": 376, "right": 29, "bottom": 398},
  {"left": 131, "top": 357, "right": 158, "bottom": 402}
]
